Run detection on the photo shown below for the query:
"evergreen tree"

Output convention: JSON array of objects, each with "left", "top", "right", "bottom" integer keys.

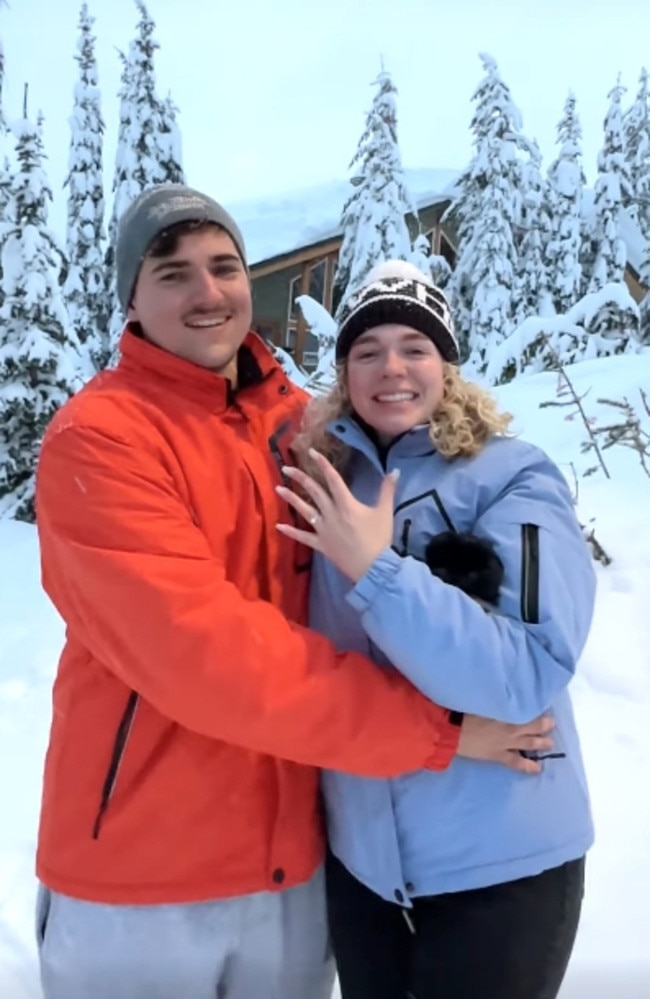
[
  {"left": 513, "top": 140, "right": 553, "bottom": 326},
  {"left": 623, "top": 67, "right": 650, "bottom": 238},
  {"left": 411, "top": 231, "right": 451, "bottom": 288},
  {"left": 334, "top": 70, "right": 415, "bottom": 314},
  {"left": 447, "top": 54, "right": 532, "bottom": 369},
  {"left": 155, "top": 92, "right": 184, "bottom": 186},
  {"left": 0, "top": 29, "right": 13, "bottom": 305},
  {"left": 441, "top": 170, "right": 482, "bottom": 358},
  {"left": 588, "top": 79, "right": 632, "bottom": 292},
  {"left": 486, "top": 282, "right": 639, "bottom": 385},
  {"left": 105, "top": 0, "right": 185, "bottom": 356},
  {"left": 0, "top": 112, "right": 80, "bottom": 522},
  {"left": 469, "top": 199, "right": 516, "bottom": 371},
  {"left": 0, "top": 29, "right": 8, "bottom": 140},
  {"left": 546, "top": 92, "right": 585, "bottom": 313},
  {"left": 64, "top": 2, "right": 107, "bottom": 376}
]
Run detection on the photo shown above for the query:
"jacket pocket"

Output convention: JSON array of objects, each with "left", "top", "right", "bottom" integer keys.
[
  {"left": 35, "top": 884, "right": 51, "bottom": 950},
  {"left": 520, "top": 524, "right": 540, "bottom": 624},
  {"left": 92, "top": 691, "right": 139, "bottom": 839}
]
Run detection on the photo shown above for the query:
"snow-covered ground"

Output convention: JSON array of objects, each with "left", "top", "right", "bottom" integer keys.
[{"left": 1, "top": 351, "right": 649, "bottom": 997}]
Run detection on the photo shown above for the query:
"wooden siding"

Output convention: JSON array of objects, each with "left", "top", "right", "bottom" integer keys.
[{"left": 624, "top": 266, "right": 648, "bottom": 305}]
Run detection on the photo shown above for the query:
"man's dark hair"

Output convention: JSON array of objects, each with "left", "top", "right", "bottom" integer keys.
[{"left": 146, "top": 219, "right": 223, "bottom": 259}]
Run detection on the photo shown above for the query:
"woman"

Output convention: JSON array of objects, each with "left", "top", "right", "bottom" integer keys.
[{"left": 276, "top": 261, "right": 595, "bottom": 999}]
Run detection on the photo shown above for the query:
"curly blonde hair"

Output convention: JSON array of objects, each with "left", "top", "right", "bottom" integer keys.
[{"left": 291, "top": 363, "right": 513, "bottom": 477}]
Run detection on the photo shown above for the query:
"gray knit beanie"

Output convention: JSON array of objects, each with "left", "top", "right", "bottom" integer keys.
[{"left": 115, "top": 184, "right": 247, "bottom": 313}]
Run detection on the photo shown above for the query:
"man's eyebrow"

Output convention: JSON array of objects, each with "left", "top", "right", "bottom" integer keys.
[{"left": 150, "top": 253, "right": 241, "bottom": 274}]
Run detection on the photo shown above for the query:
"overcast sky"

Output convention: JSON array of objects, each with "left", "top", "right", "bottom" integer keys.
[{"left": 2, "top": 0, "right": 649, "bottom": 232}]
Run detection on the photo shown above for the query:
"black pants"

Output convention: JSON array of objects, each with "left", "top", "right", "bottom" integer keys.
[{"left": 326, "top": 851, "right": 585, "bottom": 999}]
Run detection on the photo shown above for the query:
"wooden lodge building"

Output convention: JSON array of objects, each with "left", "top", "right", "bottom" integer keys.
[{"left": 236, "top": 173, "right": 647, "bottom": 372}]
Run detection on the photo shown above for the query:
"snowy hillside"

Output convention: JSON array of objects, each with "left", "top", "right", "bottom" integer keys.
[{"left": 0, "top": 351, "right": 649, "bottom": 998}]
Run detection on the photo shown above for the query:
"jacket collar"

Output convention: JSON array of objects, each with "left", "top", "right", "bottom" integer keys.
[
  {"left": 327, "top": 414, "right": 436, "bottom": 467},
  {"left": 117, "top": 325, "right": 290, "bottom": 413}
]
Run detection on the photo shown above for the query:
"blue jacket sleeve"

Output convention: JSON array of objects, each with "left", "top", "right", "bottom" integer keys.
[{"left": 346, "top": 450, "right": 596, "bottom": 723}]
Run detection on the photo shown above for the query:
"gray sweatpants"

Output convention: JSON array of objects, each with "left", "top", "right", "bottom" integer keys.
[{"left": 36, "top": 867, "right": 335, "bottom": 999}]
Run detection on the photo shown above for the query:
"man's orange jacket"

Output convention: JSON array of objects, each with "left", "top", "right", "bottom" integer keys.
[{"left": 35, "top": 328, "right": 459, "bottom": 904}]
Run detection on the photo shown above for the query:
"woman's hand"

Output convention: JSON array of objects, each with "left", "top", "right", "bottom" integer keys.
[{"left": 276, "top": 449, "right": 399, "bottom": 583}]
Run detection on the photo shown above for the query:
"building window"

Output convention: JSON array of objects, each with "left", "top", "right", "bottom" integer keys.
[
  {"left": 288, "top": 274, "right": 301, "bottom": 323},
  {"left": 309, "top": 259, "right": 326, "bottom": 303},
  {"left": 288, "top": 258, "right": 328, "bottom": 323},
  {"left": 439, "top": 231, "right": 456, "bottom": 269},
  {"left": 284, "top": 252, "right": 340, "bottom": 364}
]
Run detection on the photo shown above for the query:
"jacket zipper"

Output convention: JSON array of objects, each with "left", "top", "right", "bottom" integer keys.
[
  {"left": 520, "top": 524, "right": 540, "bottom": 624},
  {"left": 92, "top": 691, "right": 139, "bottom": 839},
  {"left": 400, "top": 518, "right": 412, "bottom": 555}
]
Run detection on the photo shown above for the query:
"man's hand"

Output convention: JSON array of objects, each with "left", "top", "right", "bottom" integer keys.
[{"left": 457, "top": 713, "right": 556, "bottom": 774}]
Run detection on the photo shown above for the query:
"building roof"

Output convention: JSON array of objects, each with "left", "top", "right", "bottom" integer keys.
[
  {"left": 225, "top": 168, "right": 460, "bottom": 267},
  {"left": 229, "top": 171, "right": 647, "bottom": 279}
]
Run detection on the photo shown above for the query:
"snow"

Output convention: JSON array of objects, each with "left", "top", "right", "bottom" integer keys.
[
  {"left": 619, "top": 205, "right": 647, "bottom": 274},
  {"left": 1, "top": 350, "right": 650, "bottom": 997}
]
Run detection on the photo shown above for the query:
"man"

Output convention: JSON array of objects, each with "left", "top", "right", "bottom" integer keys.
[{"left": 34, "top": 185, "right": 555, "bottom": 999}]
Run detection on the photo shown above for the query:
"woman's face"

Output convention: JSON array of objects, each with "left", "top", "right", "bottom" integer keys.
[{"left": 346, "top": 323, "right": 445, "bottom": 444}]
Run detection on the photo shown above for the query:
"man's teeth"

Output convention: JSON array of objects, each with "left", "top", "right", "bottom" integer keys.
[
  {"left": 375, "top": 393, "right": 416, "bottom": 402},
  {"left": 187, "top": 318, "right": 228, "bottom": 328}
]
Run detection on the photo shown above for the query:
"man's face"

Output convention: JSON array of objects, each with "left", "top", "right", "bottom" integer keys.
[{"left": 128, "top": 227, "right": 252, "bottom": 381}]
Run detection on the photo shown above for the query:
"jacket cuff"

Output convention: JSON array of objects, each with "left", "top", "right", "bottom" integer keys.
[
  {"left": 422, "top": 706, "right": 462, "bottom": 770},
  {"left": 346, "top": 546, "right": 403, "bottom": 612}
]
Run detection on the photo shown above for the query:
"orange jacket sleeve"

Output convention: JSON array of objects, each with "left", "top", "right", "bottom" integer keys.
[{"left": 36, "top": 424, "right": 459, "bottom": 777}]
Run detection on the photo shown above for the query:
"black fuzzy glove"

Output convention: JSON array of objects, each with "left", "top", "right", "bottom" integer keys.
[{"left": 423, "top": 532, "right": 505, "bottom": 606}]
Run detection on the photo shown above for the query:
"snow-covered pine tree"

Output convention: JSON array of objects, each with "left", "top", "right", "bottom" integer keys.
[
  {"left": 0, "top": 110, "right": 80, "bottom": 522},
  {"left": 155, "top": 92, "right": 184, "bottom": 186},
  {"left": 623, "top": 67, "right": 650, "bottom": 239},
  {"left": 447, "top": 54, "right": 532, "bottom": 370},
  {"left": 546, "top": 91, "right": 585, "bottom": 313},
  {"left": 588, "top": 78, "right": 632, "bottom": 293},
  {"left": 411, "top": 231, "right": 451, "bottom": 289},
  {"left": 0, "top": 26, "right": 13, "bottom": 306},
  {"left": 63, "top": 2, "right": 107, "bottom": 377},
  {"left": 105, "top": 0, "right": 185, "bottom": 357},
  {"left": 441, "top": 176, "right": 483, "bottom": 358},
  {"left": 487, "top": 280, "right": 639, "bottom": 385},
  {"left": 513, "top": 139, "right": 553, "bottom": 327},
  {"left": 334, "top": 70, "right": 415, "bottom": 315},
  {"left": 469, "top": 198, "right": 517, "bottom": 373},
  {"left": 0, "top": 24, "right": 8, "bottom": 147}
]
